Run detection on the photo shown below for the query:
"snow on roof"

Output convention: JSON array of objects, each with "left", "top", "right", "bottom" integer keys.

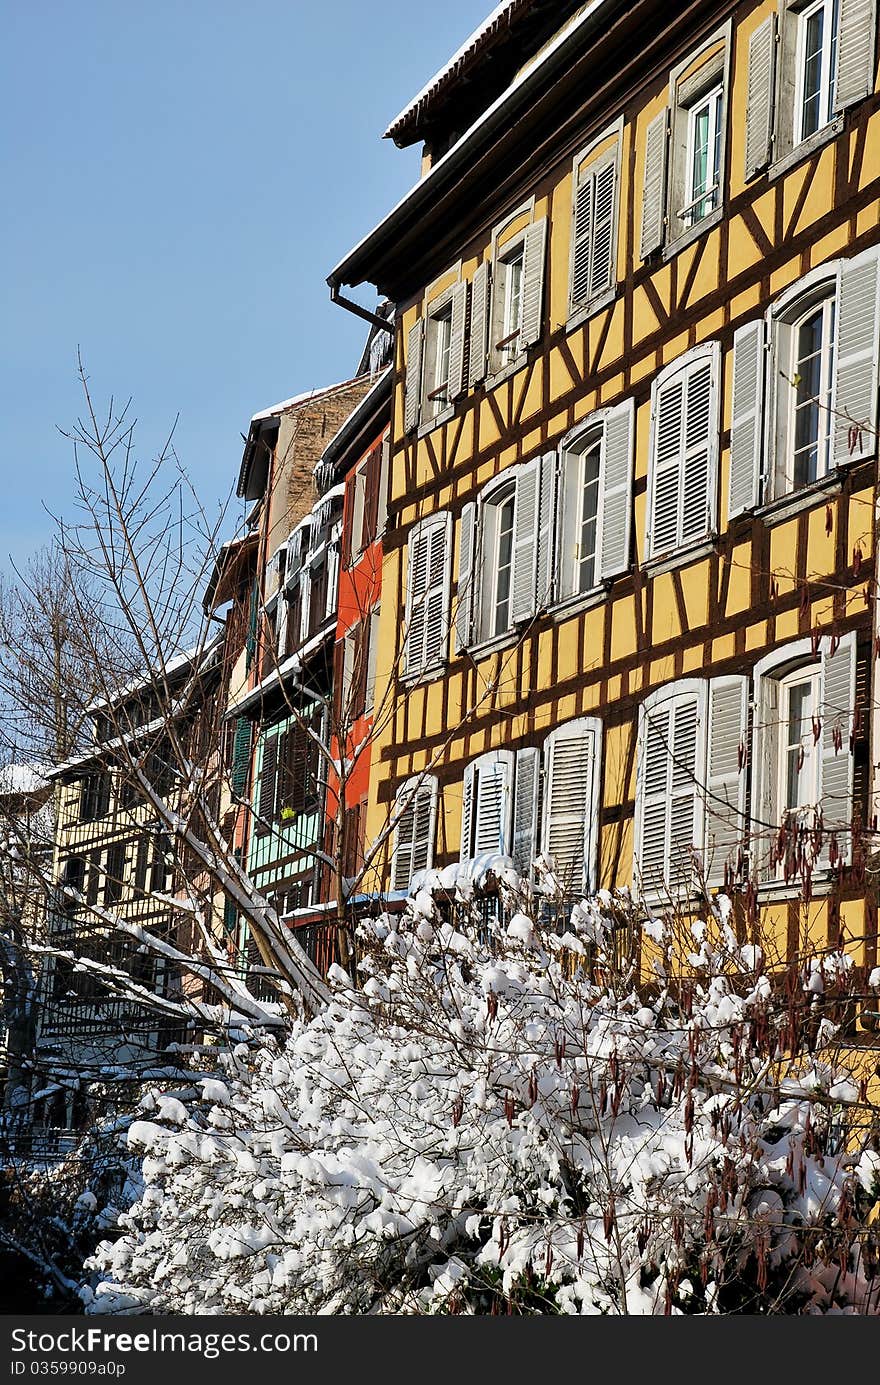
[
  {"left": 0, "top": 763, "right": 50, "bottom": 797},
  {"left": 331, "top": 0, "right": 607, "bottom": 288},
  {"left": 384, "top": 0, "right": 521, "bottom": 139},
  {"left": 249, "top": 374, "right": 368, "bottom": 424}
]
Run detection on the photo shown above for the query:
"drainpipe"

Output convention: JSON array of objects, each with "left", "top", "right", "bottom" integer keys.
[{"left": 328, "top": 281, "right": 394, "bottom": 334}]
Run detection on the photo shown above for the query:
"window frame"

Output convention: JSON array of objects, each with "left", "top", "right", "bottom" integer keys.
[
  {"left": 793, "top": 0, "right": 840, "bottom": 143},
  {"left": 556, "top": 423, "right": 604, "bottom": 605}
]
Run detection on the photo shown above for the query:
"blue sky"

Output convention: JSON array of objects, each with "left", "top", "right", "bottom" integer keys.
[{"left": 0, "top": 0, "right": 487, "bottom": 578}]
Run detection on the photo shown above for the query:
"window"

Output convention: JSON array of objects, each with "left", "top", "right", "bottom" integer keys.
[
  {"left": 786, "top": 295, "right": 836, "bottom": 491},
  {"left": 484, "top": 485, "right": 516, "bottom": 638},
  {"left": 474, "top": 215, "right": 547, "bottom": 382},
  {"left": 745, "top": 0, "right": 875, "bottom": 178},
  {"left": 404, "top": 280, "right": 467, "bottom": 433},
  {"left": 635, "top": 677, "right": 748, "bottom": 897},
  {"left": 795, "top": 0, "right": 840, "bottom": 141},
  {"left": 646, "top": 345, "right": 719, "bottom": 560},
  {"left": 457, "top": 454, "right": 555, "bottom": 649},
  {"left": 685, "top": 83, "right": 723, "bottom": 225},
  {"left": 556, "top": 401, "right": 635, "bottom": 603},
  {"left": 728, "top": 249, "right": 880, "bottom": 517},
  {"left": 569, "top": 129, "right": 620, "bottom": 319},
  {"left": 404, "top": 512, "right": 451, "bottom": 678},
  {"left": 751, "top": 634, "right": 857, "bottom": 883},
  {"left": 104, "top": 841, "right": 126, "bottom": 907},
  {"left": 390, "top": 775, "right": 438, "bottom": 892},
  {"left": 459, "top": 721, "right": 601, "bottom": 889},
  {"left": 640, "top": 31, "right": 729, "bottom": 260},
  {"left": 79, "top": 772, "right": 109, "bottom": 823}
]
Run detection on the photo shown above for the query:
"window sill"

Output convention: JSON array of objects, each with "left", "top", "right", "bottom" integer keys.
[
  {"left": 566, "top": 287, "right": 618, "bottom": 334},
  {"left": 641, "top": 536, "right": 715, "bottom": 578},
  {"left": 550, "top": 584, "right": 608, "bottom": 623},
  {"left": 661, "top": 205, "right": 723, "bottom": 264},
  {"left": 755, "top": 874, "right": 835, "bottom": 903},
  {"left": 767, "top": 117, "right": 844, "bottom": 182},
  {"left": 754, "top": 471, "right": 843, "bottom": 526},
  {"left": 462, "top": 629, "right": 522, "bottom": 661},
  {"left": 417, "top": 401, "right": 456, "bottom": 439},
  {"left": 399, "top": 661, "right": 447, "bottom": 690},
  {"left": 485, "top": 351, "right": 529, "bottom": 390}
]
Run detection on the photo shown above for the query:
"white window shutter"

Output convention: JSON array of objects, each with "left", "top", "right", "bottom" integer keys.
[
  {"left": 447, "top": 281, "right": 468, "bottom": 401},
  {"left": 422, "top": 513, "right": 451, "bottom": 671},
  {"left": 729, "top": 318, "right": 766, "bottom": 517},
  {"left": 535, "top": 451, "right": 558, "bottom": 610},
  {"left": 681, "top": 355, "right": 716, "bottom": 544},
  {"left": 404, "top": 320, "right": 423, "bottom": 433},
  {"left": 636, "top": 687, "right": 705, "bottom": 898},
  {"left": 648, "top": 373, "right": 684, "bottom": 557},
  {"left": 752, "top": 673, "right": 780, "bottom": 884},
  {"left": 404, "top": 524, "right": 429, "bottom": 677},
  {"left": 405, "top": 514, "right": 450, "bottom": 676},
  {"left": 391, "top": 775, "right": 438, "bottom": 890},
  {"left": 468, "top": 262, "right": 490, "bottom": 389},
  {"left": 705, "top": 676, "right": 749, "bottom": 886},
  {"left": 599, "top": 398, "right": 634, "bottom": 580},
  {"left": 455, "top": 501, "right": 477, "bottom": 653},
  {"left": 820, "top": 635, "right": 857, "bottom": 867},
  {"left": 512, "top": 747, "right": 540, "bottom": 876},
  {"left": 460, "top": 762, "right": 475, "bottom": 861},
  {"left": 570, "top": 150, "right": 618, "bottom": 314},
  {"left": 471, "top": 750, "right": 514, "bottom": 857},
  {"left": 744, "top": 15, "right": 776, "bottom": 180},
  {"left": 640, "top": 109, "right": 668, "bottom": 261},
  {"left": 511, "top": 459, "right": 540, "bottom": 623},
  {"left": 833, "top": 246, "right": 880, "bottom": 467},
  {"left": 570, "top": 172, "right": 594, "bottom": 313},
  {"left": 834, "top": 0, "right": 877, "bottom": 110},
  {"left": 519, "top": 218, "right": 547, "bottom": 349},
  {"left": 636, "top": 703, "right": 672, "bottom": 892},
  {"left": 668, "top": 694, "right": 703, "bottom": 894},
  {"left": 543, "top": 719, "right": 600, "bottom": 896}
]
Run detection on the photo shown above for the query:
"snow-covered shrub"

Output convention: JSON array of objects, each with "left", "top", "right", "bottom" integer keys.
[{"left": 85, "top": 880, "right": 880, "bottom": 1315}]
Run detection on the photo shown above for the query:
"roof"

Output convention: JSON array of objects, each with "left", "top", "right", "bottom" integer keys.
[
  {"left": 313, "top": 368, "right": 391, "bottom": 484},
  {"left": 203, "top": 533, "right": 259, "bottom": 614},
  {"left": 0, "top": 763, "right": 50, "bottom": 798},
  {"left": 237, "top": 375, "right": 372, "bottom": 501},
  {"left": 330, "top": 0, "right": 624, "bottom": 298},
  {"left": 384, "top": 0, "right": 529, "bottom": 145}
]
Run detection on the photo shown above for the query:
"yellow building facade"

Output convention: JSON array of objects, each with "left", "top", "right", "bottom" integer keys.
[{"left": 332, "top": 0, "right": 880, "bottom": 991}]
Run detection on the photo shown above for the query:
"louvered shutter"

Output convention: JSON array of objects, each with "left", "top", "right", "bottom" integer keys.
[
  {"left": 819, "top": 635, "right": 856, "bottom": 867},
  {"left": 404, "top": 523, "right": 429, "bottom": 677},
  {"left": 834, "top": 0, "right": 877, "bottom": 110},
  {"left": 543, "top": 719, "right": 600, "bottom": 896},
  {"left": 455, "top": 502, "right": 477, "bottom": 653},
  {"left": 468, "top": 262, "right": 491, "bottom": 388},
  {"left": 570, "top": 149, "right": 618, "bottom": 314},
  {"left": 535, "top": 451, "right": 558, "bottom": 610},
  {"left": 833, "top": 246, "right": 880, "bottom": 467},
  {"left": 472, "top": 751, "right": 514, "bottom": 856},
  {"left": 230, "top": 717, "right": 252, "bottom": 796},
  {"left": 570, "top": 172, "right": 594, "bottom": 312},
  {"left": 640, "top": 109, "right": 668, "bottom": 261},
  {"left": 745, "top": 16, "right": 776, "bottom": 180},
  {"left": 447, "top": 281, "right": 468, "bottom": 401},
  {"left": 257, "top": 732, "right": 278, "bottom": 832},
  {"left": 422, "top": 513, "right": 451, "bottom": 670},
  {"left": 648, "top": 373, "right": 684, "bottom": 557},
  {"left": 519, "top": 218, "right": 547, "bottom": 349},
  {"left": 512, "top": 747, "right": 540, "bottom": 876},
  {"left": 599, "top": 399, "right": 634, "bottom": 580},
  {"left": 753, "top": 674, "right": 780, "bottom": 883},
  {"left": 511, "top": 459, "right": 540, "bottom": 623},
  {"left": 681, "top": 355, "right": 716, "bottom": 543},
  {"left": 668, "top": 694, "right": 703, "bottom": 894},
  {"left": 404, "top": 320, "right": 423, "bottom": 433},
  {"left": 460, "top": 764, "right": 475, "bottom": 860},
  {"left": 729, "top": 319, "right": 766, "bottom": 517},
  {"left": 705, "top": 677, "right": 749, "bottom": 886},
  {"left": 391, "top": 776, "right": 437, "bottom": 891}
]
